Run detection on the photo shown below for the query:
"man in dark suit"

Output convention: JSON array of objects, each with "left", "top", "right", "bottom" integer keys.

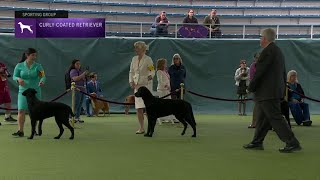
[
  {"left": 85, "top": 72, "right": 103, "bottom": 117},
  {"left": 243, "top": 28, "right": 301, "bottom": 153}
]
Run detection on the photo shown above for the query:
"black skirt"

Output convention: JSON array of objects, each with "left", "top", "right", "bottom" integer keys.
[{"left": 237, "top": 80, "right": 247, "bottom": 95}]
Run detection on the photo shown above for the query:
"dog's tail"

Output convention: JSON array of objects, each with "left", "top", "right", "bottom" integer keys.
[{"left": 189, "top": 104, "right": 196, "bottom": 126}]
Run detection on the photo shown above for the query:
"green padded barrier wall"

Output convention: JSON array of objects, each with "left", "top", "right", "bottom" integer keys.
[{"left": 1, "top": 35, "right": 319, "bottom": 114}]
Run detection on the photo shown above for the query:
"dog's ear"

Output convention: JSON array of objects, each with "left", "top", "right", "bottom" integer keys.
[
  {"left": 22, "top": 89, "right": 27, "bottom": 96},
  {"left": 31, "top": 88, "right": 37, "bottom": 94},
  {"left": 134, "top": 88, "right": 141, "bottom": 97},
  {"left": 141, "top": 86, "right": 153, "bottom": 97}
]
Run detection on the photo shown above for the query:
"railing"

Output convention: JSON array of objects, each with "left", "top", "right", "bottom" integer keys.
[
  {"left": 1, "top": 21, "right": 320, "bottom": 39},
  {"left": 105, "top": 22, "right": 320, "bottom": 39}
]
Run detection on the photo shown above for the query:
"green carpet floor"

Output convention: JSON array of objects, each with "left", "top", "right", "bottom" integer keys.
[{"left": 0, "top": 114, "right": 318, "bottom": 180}]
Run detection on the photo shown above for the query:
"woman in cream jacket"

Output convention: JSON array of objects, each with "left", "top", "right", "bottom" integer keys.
[{"left": 129, "top": 41, "right": 155, "bottom": 134}]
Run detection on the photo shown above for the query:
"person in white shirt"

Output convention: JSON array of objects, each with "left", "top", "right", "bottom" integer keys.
[
  {"left": 129, "top": 41, "right": 155, "bottom": 134},
  {"left": 156, "top": 58, "right": 175, "bottom": 124},
  {"left": 234, "top": 60, "right": 250, "bottom": 116}
]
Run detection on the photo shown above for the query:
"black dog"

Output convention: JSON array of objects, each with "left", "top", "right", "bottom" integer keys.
[
  {"left": 22, "top": 88, "right": 74, "bottom": 140},
  {"left": 135, "top": 86, "right": 196, "bottom": 137}
]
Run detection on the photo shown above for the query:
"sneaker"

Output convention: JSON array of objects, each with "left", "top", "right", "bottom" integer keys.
[
  {"left": 302, "top": 120, "right": 312, "bottom": 126},
  {"left": 248, "top": 124, "right": 255, "bottom": 128},
  {"left": 0, "top": 122, "right": 1, "bottom": 126},
  {"left": 5, "top": 116, "right": 17, "bottom": 122},
  {"left": 173, "top": 119, "right": 180, "bottom": 123},
  {"left": 70, "top": 119, "right": 78, "bottom": 124},
  {"left": 75, "top": 119, "right": 84, "bottom": 123},
  {"left": 12, "top": 131, "right": 24, "bottom": 137}
]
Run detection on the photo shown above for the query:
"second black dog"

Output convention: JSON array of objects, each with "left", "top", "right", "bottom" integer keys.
[
  {"left": 135, "top": 86, "right": 196, "bottom": 137},
  {"left": 22, "top": 88, "right": 74, "bottom": 140}
]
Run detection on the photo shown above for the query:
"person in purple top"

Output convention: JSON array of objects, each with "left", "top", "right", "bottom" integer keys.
[
  {"left": 248, "top": 52, "right": 260, "bottom": 128},
  {"left": 68, "top": 59, "right": 88, "bottom": 123}
]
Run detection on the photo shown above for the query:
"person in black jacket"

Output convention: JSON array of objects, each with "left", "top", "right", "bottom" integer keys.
[
  {"left": 168, "top": 53, "right": 186, "bottom": 100},
  {"left": 182, "top": 9, "right": 198, "bottom": 24},
  {"left": 287, "top": 70, "right": 312, "bottom": 126},
  {"left": 152, "top": 11, "right": 170, "bottom": 37},
  {"left": 243, "top": 28, "right": 301, "bottom": 153}
]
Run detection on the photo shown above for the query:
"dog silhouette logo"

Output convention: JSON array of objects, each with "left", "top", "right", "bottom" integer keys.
[{"left": 17, "top": 22, "right": 33, "bottom": 34}]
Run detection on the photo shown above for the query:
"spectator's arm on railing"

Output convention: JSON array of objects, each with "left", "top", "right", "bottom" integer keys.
[{"left": 214, "top": 18, "right": 221, "bottom": 30}]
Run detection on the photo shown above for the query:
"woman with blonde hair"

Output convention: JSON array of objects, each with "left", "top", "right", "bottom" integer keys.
[
  {"left": 129, "top": 41, "right": 155, "bottom": 134},
  {"left": 156, "top": 58, "right": 175, "bottom": 124},
  {"left": 287, "top": 70, "right": 312, "bottom": 126},
  {"left": 168, "top": 53, "right": 186, "bottom": 100}
]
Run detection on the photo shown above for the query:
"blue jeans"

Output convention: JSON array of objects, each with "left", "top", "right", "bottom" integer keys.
[
  {"left": 74, "top": 91, "right": 84, "bottom": 119},
  {"left": 288, "top": 102, "right": 310, "bottom": 125},
  {"left": 85, "top": 97, "right": 92, "bottom": 115}
]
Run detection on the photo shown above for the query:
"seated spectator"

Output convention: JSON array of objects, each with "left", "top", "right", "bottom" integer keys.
[
  {"left": 287, "top": 70, "right": 312, "bottom": 126},
  {"left": 85, "top": 72, "right": 103, "bottom": 117},
  {"left": 183, "top": 9, "right": 198, "bottom": 24},
  {"left": 151, "top": 11, "right": 169, "bottom": 37},
  {"left": 203, "top": 9, "right": 222, "bottom": 38}
]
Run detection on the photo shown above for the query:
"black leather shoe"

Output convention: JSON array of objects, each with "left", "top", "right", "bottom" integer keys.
[
  {"left": 5, "top": 116, "right": 17, "bottom": 122},
  {"left": 243, "top": 143, "right": 264, "bottom": 150},
  {"left": 279, "top": 144, "right": 302, "bottom": 153},
  {"left": 12, "top": 131, "right": 24, "bottom": 137},
  {"left": 302, "top": 120, "right": 312, "bottom": 126}
]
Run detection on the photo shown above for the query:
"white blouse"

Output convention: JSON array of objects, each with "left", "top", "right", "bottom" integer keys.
[
  {"left": 129, "top": 54, "right": 155, "bottom": 88},
  {"left": 157, "top": 70, "right": 170, "bottom": 91},
  {"left": 234, "top": 67, "right": 250, "bottom": 86}
]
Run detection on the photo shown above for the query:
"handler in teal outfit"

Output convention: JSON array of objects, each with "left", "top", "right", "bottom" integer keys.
[{"left": 12, "top": 48, "right": 46, "bottom": 137}]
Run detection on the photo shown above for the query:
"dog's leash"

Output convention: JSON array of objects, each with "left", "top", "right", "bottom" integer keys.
[
  {"left": 77, "top": 89, "right": 180, "bottom": 106},
  {"left": 78, "top": 89, "right": 135, "bottom": 105},
  {"left": 0, "top": 89, "right": 71, "bottom": 111},
  {"left": 287, "top": 87, "right": 320, "bottom": 103},
  {"left": 49, "top": 89, "right": 71, "bottom": 102}
]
